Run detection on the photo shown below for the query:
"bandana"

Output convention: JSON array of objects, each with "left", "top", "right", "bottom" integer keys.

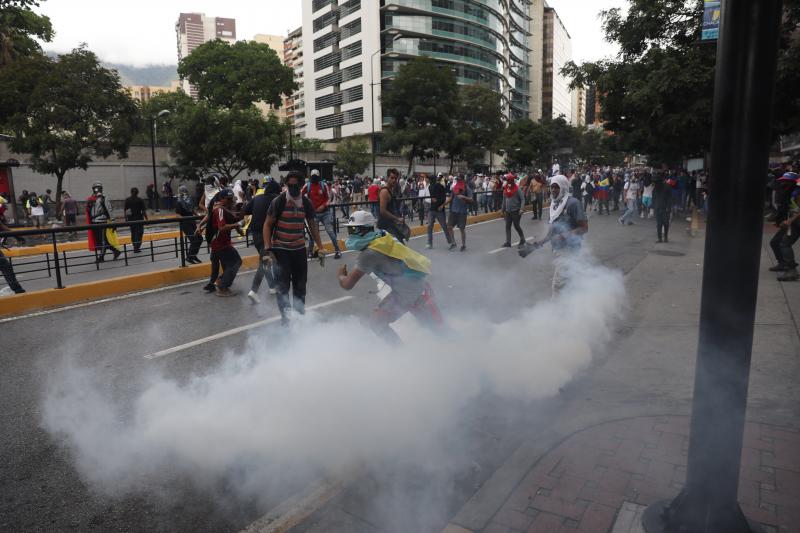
[
  {"left": 549, "top": 175, "right": 571, "bottom": 224},
  {"left": 345, "top": 230, "right": 382, "bottom": 251},
  {"left": 452, "top": 180, "right": 466, "bottom": 196},
  {"left": 504, "top": 180, "right": 519, "bottom": 198}
]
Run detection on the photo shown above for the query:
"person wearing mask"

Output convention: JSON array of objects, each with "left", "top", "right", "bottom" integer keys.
[
  {"left": 520, "top": 174, "right": 588, "bottom": 295},
  {"left": 61, "top": 192, "right": 78, "bottom": 238},
  {"left": 302, "top": 169, "right": 342, "bottom": 259},
  {"left": 426, "top": 173, "right": 456, "bottom": 250},
  {"left": 652, "top": 175, "right": 672, "bottom": 243},
  {"left": 175, "top": 185, "right": 202, "bottom": 265},
  {"left": 338, "top": 210, "right": 442, "bottom": 343},
  {"left": 207, "top": 189, "right": 242, "bottom": 297},
  {"left": 87, "top": 182, "right": 120, "bottom": 262},
  {"left": 619, "top": 176, "right": 640, "bottom": 225},
  {"left": 377, "top": 168, "right": 410, "bottom": 244},
  {"left": 770, "top": 172, "right": 800, "bottom": 281},
  {"left": 123, "top": 187, "right": 148, "bottom": 253},
  {"left": 502, "top": 173, "right": 526, "bottom": 248},
  {"left": 262, "top": 171, "right": 326, "bottom": 324},
  {"left": 449, "top": 174, "right": 474, "bottom": 252},
  {"left": 0, "top": 217, "right": 25, "bottom": 294},
  {"left": 243, "top": 178, "right": 282, "bottom": 302}
]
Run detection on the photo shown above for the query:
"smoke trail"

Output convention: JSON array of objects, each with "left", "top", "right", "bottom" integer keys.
[{"left": 41, "top": 250, "right": 624, "bottom": 525}]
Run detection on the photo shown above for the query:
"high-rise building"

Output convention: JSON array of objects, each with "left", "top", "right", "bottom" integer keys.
[
  {"left": 572, "top": 86, "right": 586, "bottom": 127},
  {"left": 528, "top": 0, "right": 546, "bottom": 122},
  {"left": 283, "top": 27, "right": 307, "bottom": 137},
  {"left": 541, "top": 5, "right": 574, "bottom": 123},
  {"left": 175, "top": 13, "right": 237, "bottom": 98},
  {"left": 301, "top": 0, "right": 533, "bottom": 141},
  {"left": 253, "top": 34, "right": 290, "bottom": 121},
  {"left": 126, "top": 83, "right": 180, "bottom": 104}
]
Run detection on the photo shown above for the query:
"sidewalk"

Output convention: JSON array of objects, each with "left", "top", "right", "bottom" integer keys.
[{"left": 443, "top": 221, "right": 800, "bottom": 533}]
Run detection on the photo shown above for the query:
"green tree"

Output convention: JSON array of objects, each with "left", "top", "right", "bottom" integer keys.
[
  {"left": 292, "top": 136, "right": 325, "bottom": 152},
  {"left": 0, "top": 0, "right": 53, "bottom": 69},
  {"left": 381, "top": 57, "right": 459, "bottom": 175},
  {"left": 499, "top": 119, "right": 555, "bottom": 171},
  {"left": 444, "top": 84, "right": 505, "bottom": 173},
  {"left": 169, "top": 102, "right": 286, "bottom": 181},
  {"left": 0, "top": 47, "right": 138, "bottom": 215},
  {"left": 335, "top": 138, "right": 370, "bottom": 177},
  {"left": 132, "top": 90, "right": 195, "bottom": 145},
  {"left": 563, "top": 0, "right": 800, "bottom": 164},
  {"left": 177, "top": 39, "right": 296, "bottom": 108}
]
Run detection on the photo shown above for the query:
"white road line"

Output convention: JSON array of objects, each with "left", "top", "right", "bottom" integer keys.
[
  {"left": 488, "top": 237, "right": 536, "bottom": 255},
  {"left": 142, "top": 296, "right": 353, "bottom": 360}
]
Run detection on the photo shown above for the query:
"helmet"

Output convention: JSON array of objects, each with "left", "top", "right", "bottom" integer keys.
[
  {"left": 345, "top": 210, "right": 376, "bottom": 228},
  {"left": 178, "top": 185, "right": 189, "bottom": 195},
  {"left": 262, "top": 175, "right": 273, "bottom": 185},
  {"left": 91, "top": 181, "right": 103, "bottom": 191},
  {"left": 310, "top": 169, "right": 320, "bottom": 177}
]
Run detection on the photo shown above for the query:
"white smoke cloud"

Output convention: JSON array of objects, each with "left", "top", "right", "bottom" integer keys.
[{"left": 41, "top": 251, "right": 624, "bottom": 523}]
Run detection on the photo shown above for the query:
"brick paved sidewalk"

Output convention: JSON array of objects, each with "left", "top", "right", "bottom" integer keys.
[{"left": 473, "top": 416, "right": 799, "bottom": 533}]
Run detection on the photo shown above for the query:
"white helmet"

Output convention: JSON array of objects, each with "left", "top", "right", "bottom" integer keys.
[{"left": 344, "top": 210, "right": 376, "bottom": 228}]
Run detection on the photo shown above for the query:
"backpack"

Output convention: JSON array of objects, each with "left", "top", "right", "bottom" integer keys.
[
  {"left": 29, "top": 196, "right": 39, "bottom": 208},
  {"left": 269, "top": 192, "right": 314, "bottom": 238}
]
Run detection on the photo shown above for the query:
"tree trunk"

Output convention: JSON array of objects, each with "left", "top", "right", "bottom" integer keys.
[
  {"left": 449, "top": 155, "right": 455, "bottom": 175},
  {"left": 407, "top": 144, "right": 415, "bottom": 177},
  {"left": 54, "top": 172, "right": 65, "bottom": 222}
]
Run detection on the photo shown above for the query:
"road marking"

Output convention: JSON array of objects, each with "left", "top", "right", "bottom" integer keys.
[
  {"left": 142, "top": 296, "right": 353, "bottom": 360},
  {"left": 488, "top": 237, "right": 536, "bottom": 255}
]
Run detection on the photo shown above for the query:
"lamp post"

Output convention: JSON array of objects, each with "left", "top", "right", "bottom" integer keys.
[
  {"left": 371, "top": 33, "right": 402, "bottom": 180},
  {"left": 149, "top": 109, "right": 170, "bottom": 212}
]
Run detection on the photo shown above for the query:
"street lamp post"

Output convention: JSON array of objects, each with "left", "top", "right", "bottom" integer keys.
[
  {"left": 370, "top": 33, "right": 402, "bottom": 180},
  {"left": 149, "top": 109, "right": 170, "bottom": 212}
]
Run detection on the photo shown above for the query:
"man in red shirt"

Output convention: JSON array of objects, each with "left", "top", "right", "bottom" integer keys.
[
  {"left": 367, "top": 178, "right": 381, "bottom": 218},
  {"left": 302, "top": 169, "right": 341, "bottom": 259},
  {"left": 208, "top": 189, "right": 242, "bottom": 297}
]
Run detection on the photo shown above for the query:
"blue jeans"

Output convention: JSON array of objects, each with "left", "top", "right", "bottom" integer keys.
[
  {"left": 427, "top": 209, "right": 453, "bottom": 246},
  {"left": 620, "top": 199, "right": 637, "bottom": 224},
  {"left": 317, "top": 209, "right": 340, "bottom": 252}
]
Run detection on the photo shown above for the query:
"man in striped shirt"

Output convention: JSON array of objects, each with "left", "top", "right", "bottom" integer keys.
[{"left": 262, "top": 171, "right": 326, "bottom": 324}]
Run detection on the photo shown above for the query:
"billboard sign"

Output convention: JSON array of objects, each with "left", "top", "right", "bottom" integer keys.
[{"left": 702, "top": 0, "right": 721, "bottom": 41}]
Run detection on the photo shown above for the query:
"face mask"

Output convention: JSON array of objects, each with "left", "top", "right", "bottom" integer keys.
[
  {"left": 287, "top": 184, "right": 301, "bottom": 197},
  {"left": 345, "top": 230, "right": 380, "bottom": 251},
  {"left": 311, "top": 175, "right": 320, "bottom": 184}
]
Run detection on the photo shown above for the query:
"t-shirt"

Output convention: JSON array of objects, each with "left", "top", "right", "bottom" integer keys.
[
  {"left": 449, "top": 184, "right": 473, "bottom": 214},
  {"left": 63, "top": 198, "right": 78, "bottom": 216},
  {"left": 124, "top": 196, "right": 147, "bottom": 220},
  {"left": 211, "top": 207, "right": 236, "bottom": 252},
  {"left": 367, "top": 184, "right": 380, "bottom": 202},
  {"left": 302, "top": 182, "right": 329, "bottom": 211},
  {"left": 356, "top": 248, "right": 426, "bottom": 306},
  {"left": 551, "top": 197, "right": 587, "bottom": 251},
  {"left": 267, "top": 194, "right": 316, "bottom": 251},
  {"left": 625, "top": 181, "right": 640, "bottom": 201},
  {"left": 429, "top": 183, "right": 447, "bottom": 211},
  {"left": 353, "top": 178, "right": 363, "bottom": 193}
]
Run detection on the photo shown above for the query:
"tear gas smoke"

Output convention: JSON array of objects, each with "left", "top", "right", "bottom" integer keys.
[{"left": 42, "top": 251, "right": 624, "bottom": 523}]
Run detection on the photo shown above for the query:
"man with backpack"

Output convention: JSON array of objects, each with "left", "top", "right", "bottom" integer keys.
[
  {"left": 87, "top": 182, "right": 120, "bottom": 262},
  {"left": 207, "top": 189, "right": 243, "bottom": 297},
  {"left": 263, "top": 171, "right": 326, "bottom": 324},
  {"left": 302, "top": 169, "right": 342, "bottom": 260}
]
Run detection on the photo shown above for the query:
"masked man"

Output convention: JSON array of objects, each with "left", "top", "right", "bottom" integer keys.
[
  {"left": 521, "top": 175, "right": 588, "bottom": 295},
  {"left": 337, "top": 210, "right": 443, "bottom": 343}
]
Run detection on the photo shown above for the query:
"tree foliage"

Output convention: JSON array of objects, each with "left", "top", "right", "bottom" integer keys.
[
  {"left": 443, "top": 84, "right": 504, "bottom": 172},
  {"left": 178, "top": 39, "right": 296, "bottom": 109},
  {"left": 335, "top": 138, "right": 370, "bottom": 177},
  {"left": 169, "top": 102, "right": 286, "bottom": 181},
  {"left": 0, "top": 47, "right": 138, "bottom": 213},
  {"left": 0, "top": 0, "right": 53, "bottom": 69},
  {"left": 292, "top": 136, "right": 325, "bottom": 152},
  {"left": 563, "top": 0, "right": 800, "bottom": 164}
]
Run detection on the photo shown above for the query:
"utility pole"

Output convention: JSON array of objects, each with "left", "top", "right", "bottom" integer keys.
[{"left": 643, "top": 0, "right": 784, "bottom": 531}]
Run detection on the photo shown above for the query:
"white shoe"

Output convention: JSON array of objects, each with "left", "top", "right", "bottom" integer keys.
[
  {"left": 247, "top": 290, "right": 261, "bottom": 304},
  {"left": 269, "top": 288, "right": 277, "bottom": 295}
]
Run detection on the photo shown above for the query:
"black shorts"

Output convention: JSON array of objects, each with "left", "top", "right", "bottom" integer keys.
[{"left": 448, "top": 211, "right": 468, "bottom": 230}]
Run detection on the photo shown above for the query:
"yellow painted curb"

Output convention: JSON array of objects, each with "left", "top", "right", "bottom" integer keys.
[
  {"left": 0, "top": 211, "right": 511, "bottom": 318},
  {"left": 5, "top": 229, "right": 183, "bottom": 258}
]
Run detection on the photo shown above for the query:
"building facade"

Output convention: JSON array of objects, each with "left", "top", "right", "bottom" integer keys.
[
  {"left": 253, "top": 34, "right": 290, "bottom": 122},
  {"left": 301, "top": 0, "right": 534, "bottom": 141},
  {"left": 126, "top": 83, "right": 180, "bottom": 104},
  {"left": 175, "top": 13, "right": 237, "bottom": 99},
  {"left": 541, "top": 5, "right": 574, "bottom": 123},
  {"left": 283, "top": 27, "right": 307, "bottom": 137}
]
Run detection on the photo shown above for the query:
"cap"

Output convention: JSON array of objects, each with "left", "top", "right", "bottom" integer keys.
[
  {"left": 218, "top": 188, "right": 234, "bottom": 199},
  {"left": 310, "top": 169, "right": 320, "bottom": 177}
]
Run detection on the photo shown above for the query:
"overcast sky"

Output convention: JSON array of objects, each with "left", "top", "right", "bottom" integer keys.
[{"left": 38, "top": 0, "right": 626, "bottom": 67}]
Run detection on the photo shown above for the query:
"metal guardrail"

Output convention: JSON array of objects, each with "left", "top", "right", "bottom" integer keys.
[{"left": 0, "top": 190, "right": 505, "bottom": 291}]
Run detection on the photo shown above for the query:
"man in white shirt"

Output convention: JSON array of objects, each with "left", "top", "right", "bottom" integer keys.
[{"left": 619, "top": 177, "right": 640, "bottom": 225}]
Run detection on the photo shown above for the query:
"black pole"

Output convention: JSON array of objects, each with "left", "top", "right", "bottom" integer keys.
[
  {"left": 51, "top": 232, "right": 63, "bottom": 289},
  {"left": 371, "top": 78, "right": 377, "bottom": 180},
  {"left": 149, "top": 117, "right": 159, "bottom": 212},
  {"left": 643, "top": 1, "right": 783, "bottom": 532}
]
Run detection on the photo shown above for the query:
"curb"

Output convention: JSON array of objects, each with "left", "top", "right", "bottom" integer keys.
[
  {"left": 4, "top": 229, "right": 184, "bottom": 258},
  {"left": 0, "top": 210, "right": 509, "bottom": 317}
]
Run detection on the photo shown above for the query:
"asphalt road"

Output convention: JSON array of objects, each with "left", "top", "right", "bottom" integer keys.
[{"left": 1, "top": 210, "right": 697, "bottom": 533}]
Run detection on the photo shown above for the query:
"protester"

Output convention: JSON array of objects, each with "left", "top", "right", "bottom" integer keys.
[
  {"left": 17, "top": 189, "right": 30, "bottom": 226},
  {"left": 42, "top": 189, "right": 54, "bottom": 221},
  {"left": 175, "top": 185, "right": 202, "bottom": 265},
  {"left": 619, "top": 176, "right": 640, "bottom": 225},
  {"left": 123, "top": 187, "right": 148, "bottom": 253},
  {"left": 338, "top": 210, "right": 441, "bottom": 343},
  {"left": 449, "top": 174, "right": 473, "bottom": 252},
  {"left": 377, "top": 169, "right": 409, "bottom": 244},
  {"left": 28, "top": 192, "right": 45, "bottom": 228},
  {"left": 426, "top": 173, "right": 455, "bottom": 250},
  {"left": 352, "top": 175, "right": 365, "bottom": 207},
  {"left": 61, "top": 192, "right": 78, "bottom": 238},
  {"left": 652, "top": 175, "right": 672, "bottom": 243},
  {"left": 0, "top": 218, "right": 25, "bottom": 294},
  {"left": 581, "top": 176, "right": 594, "bottom": 213},
  {"left": 502, "top": 173, "right": 526, "bottom": 248},
  {"left": 302, "top": 169, "right": 342, "bottom": 259},
  {"left": 531, "top": 173, "right": 546, "bottom": 221},
  {"left": 87, "top": 181, "right": 120, "bottom": 262},
  {"left": 146, "top": 183, "right": 158, "bottom": 211},
  {"left": 641, "top": 177, "right": 654, "bottom": 219},
  {"left": 262, "top": 171, "right": 326, "bottom": 324},
  {"left": 206, "top": 189, "right": 242, "bottom": 297},
  {"left": 161, "top": 180, "right": 174, "bottom": 210},
  {"left": 367, "top": 178, "right": 381, "bottom": 218},
  {"left": 243, "top": 179, "right": 282, "bottom": 302},
  {"left": 520, "top": 174, "right": 588, "bottom": 296},
  {"left": 770, "top": 171, "right": 800, "bottom": 281}
]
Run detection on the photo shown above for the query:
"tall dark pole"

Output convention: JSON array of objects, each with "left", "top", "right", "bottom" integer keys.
[
  {"left": 149, "top": 117, "right": 159, "bottom": 212},
  {"left": 643, "top": 1, "right": 783, "bottom": 531},
  {"left": 370, "top": 52, "right": 378, "bottom": 181}
]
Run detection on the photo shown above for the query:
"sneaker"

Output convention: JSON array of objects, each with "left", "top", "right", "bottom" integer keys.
[
  {"left": 113, "top": 250, "right": 122, "bottom": 260},
  {"left": 426, "top": 244, "right": 432, "bottom": 249},
  {"left": 518, "top": 240, "right": 526, "bottom": 249},
  {"left": 501, "top": 242, "right": 511, "bottom": 248},
  {"left": 460, "top": 245, "right": 466, "bottom": 252},
  {"left": 203, "top": 283, "right": 217, "bottom": 292},
  {"left": 247, "top": 290, "right": 261, "bottom": 304},
  {"left": 334, "top": 252, "right": 342, "bottom": 259},
  {"left": 449, "top": 243, "right": 457, "bottom": 250},
  {"left": 216, "top": 288, "right": 236, "bottom": 297},
  {"left": 777, "top": 269, "right": 799, "bottom": 282},
  {"left": 269, "top": 288, "right": 277, "bottom": 295},
  {"left": 769, "top": 264, "right": 787, "bottom": 272}
]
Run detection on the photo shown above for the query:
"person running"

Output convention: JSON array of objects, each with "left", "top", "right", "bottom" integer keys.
[
  {"left": 207, "top": 189, "right": 242, "bottom": 297},
  {"left": 520, "top": 174, "right": 588, "bottom": 296},
  {"left": 244, "top": 179, "right": 282, "bottom": 303},
  {"left": 123, "top": 187, "right": 148, "bottom": 253},
  {"left": 426, "top": 173, "right": 456, "bottom": 250},
  {"left": 175, "top": 185, "right": 203, "bottom": 264},
  {"left": 262, "top": 171, "right": 326, "bottom": 325},
  {"left": 502, "top": 173, "right": 526, "bottom": 248},
  {"left": 302, "top": 169, "right": 342, "bottom": 259},
  {"left": 338, "top": 210, "right": 442, "bottom": 343},
  {"left": 449, "top": 174, "right": 473, "bottom": 252},
  {"left": 377, "top": 168, "right": 410, "bottom": 244},
  {"left": 0, "top": 218, "right": 25, "bottom": 294}
]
